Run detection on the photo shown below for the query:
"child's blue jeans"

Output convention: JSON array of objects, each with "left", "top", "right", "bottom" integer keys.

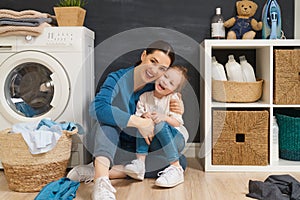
[{"left": 136, "top": 122, "right": 185, "bottom": 163}]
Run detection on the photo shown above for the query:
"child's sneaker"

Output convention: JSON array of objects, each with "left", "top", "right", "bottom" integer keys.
[
  {"left": 155, "top": 165, "right": 184, "bottom": 188},
  {"left": 124, "top": 159, "right": 145, "bottom": 180}
]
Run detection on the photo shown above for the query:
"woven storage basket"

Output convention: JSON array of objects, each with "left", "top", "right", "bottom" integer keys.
[
  {"left": 0, "top": 128, "right": 77, "bottom": 192},
  {"left": 212, "top": 79, "right": 263, "bottom": 103},
  {"left": 277, "top": 114, "right": 300, "bottom": 161},
  {"left": 212, "top": 110, "right": 269, "bottom": 165},
  {"left": 274, "top": 50, "right": 300, "bottom": 104}
]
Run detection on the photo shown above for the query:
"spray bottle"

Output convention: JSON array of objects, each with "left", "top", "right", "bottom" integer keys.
[{"left": 262, "top": 0, "right": 282, "bottom": 39}]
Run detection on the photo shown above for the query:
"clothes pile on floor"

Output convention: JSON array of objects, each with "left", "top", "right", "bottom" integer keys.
[
  {"left": 247, "top": 174, "right": 300, "bottom": 200},
  {"left": 34, "top": 177, "right": 80, "bottom": 200},
  {"left": 0, "top": 9, "right": 56, "bottom": 36}
]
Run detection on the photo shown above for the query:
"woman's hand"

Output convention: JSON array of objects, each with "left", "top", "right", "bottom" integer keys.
[
  {"left": 169, "top": 93, "right": 184, "bottom": 115},
  {"left": 151, "top": 112, "right": 167, "bottom": 124},
  {"left": 127, "top": 115, "right": 154, "bottom": 145}
]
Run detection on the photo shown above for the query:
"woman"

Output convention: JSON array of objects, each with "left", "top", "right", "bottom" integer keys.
[{"left": 67, "top": 40, "right": 186, "bottom": 200}]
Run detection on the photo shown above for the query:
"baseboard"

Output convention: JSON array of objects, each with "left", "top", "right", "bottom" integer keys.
[{"left": 183, "top": 142, "right": 201, "bottom": 158}]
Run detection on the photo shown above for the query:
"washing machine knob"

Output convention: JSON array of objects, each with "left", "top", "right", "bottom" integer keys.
[{"left": 25, "top": 35, "right": 33, "bottom": 41}]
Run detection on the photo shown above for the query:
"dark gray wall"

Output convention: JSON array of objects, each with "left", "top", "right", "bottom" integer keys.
[
  {"left": 0, "top": 0, "right": 293, "bottom": 43},
  {"left": 0, "top": 0, "right": 294, "bottom": 143}
]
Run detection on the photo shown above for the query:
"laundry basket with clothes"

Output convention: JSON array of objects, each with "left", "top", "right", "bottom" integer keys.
[{"left": 0, "top": 119, "right": 77, "bottom": 192}]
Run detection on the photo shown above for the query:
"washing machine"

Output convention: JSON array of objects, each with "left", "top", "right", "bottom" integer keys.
[{"left": 0, "top": 27, "right": 95, "bottom": 168}]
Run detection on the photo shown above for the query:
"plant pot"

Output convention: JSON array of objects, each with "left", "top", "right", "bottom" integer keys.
[{"left": 54, "top": 6, "right": 86, "bottom": 26}]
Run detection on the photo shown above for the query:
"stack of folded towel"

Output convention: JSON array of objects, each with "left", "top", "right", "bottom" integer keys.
[{"left": 0, "top": 9, "right": 56, "bottom": 37}]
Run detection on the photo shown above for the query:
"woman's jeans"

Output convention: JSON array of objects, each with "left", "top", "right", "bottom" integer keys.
[
  {"left": 85, "top": 122, "right": 187, "bottom": 178},
  {"left": 137, "top": 122, "right": 185, "bottom": 163}
]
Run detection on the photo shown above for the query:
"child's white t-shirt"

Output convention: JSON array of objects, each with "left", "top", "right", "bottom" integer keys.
[{"left": 135, "top": 91, "right": 189, "bottom": 142}]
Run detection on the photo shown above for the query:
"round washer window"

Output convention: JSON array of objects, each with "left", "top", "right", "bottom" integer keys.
[{"left": 5, "top": 62, "right": 54, "bottom": 117}]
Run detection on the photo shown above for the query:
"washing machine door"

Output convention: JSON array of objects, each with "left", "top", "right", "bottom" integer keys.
[{"left": 0, "top": 51, "right": 70, "bottom": 123}]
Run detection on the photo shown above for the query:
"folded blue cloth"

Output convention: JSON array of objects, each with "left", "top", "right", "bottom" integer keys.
[{"left": 34, "top": 177, "right": 80, "bottom": 200}]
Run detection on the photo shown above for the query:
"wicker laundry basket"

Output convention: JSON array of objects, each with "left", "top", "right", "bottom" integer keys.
[
  {"left": 0, "top": 128, "right": 77, "bottom": 192},
  {"left": 274, "top": 49, "right": 300, "bottom": 104},
  {"left": 212, "top": 79, "right": 263, "bottom": 103}
]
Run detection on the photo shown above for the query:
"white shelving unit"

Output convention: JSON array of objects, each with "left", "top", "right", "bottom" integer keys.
[{"left": 200, "top": 39, "right": 300, "bottom": 172}]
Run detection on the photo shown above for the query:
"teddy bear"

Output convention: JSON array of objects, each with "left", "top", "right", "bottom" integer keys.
[{"left": 224, "top": 0, "right": 262, "bottom": 39}]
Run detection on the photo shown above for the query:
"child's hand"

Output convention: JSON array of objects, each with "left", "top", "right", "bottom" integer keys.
[
  {"left": 170, "top": 93, "right": 184, "bottom": 115},
  {"left": 141, "top": 112, "right": 151, "bottom": 119},
  {"left": 151, "top": 112, "right": 167, "bottom": 124}
]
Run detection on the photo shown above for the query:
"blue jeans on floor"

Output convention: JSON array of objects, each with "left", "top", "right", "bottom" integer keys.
[
  {"left": 85, "top": 122, "right": 187, "bottom": 178},
  {"left": 137, "top": 122, "right": 185, "bottom": 163}
]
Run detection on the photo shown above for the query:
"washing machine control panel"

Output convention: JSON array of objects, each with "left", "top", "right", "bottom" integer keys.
[{"left": 46, "top": 31, "right": 74, "bottom": 46}]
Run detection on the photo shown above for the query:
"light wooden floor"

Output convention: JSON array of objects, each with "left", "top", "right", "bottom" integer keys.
[{"left": 1, "top": 158, "right": 300, "bottom": 200}]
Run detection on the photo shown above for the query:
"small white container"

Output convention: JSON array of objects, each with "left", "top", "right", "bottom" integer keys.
[
  {"left": 211, "top": 56, "right": 227, "bottom": 81},
  {"left": 225, "top": 55, "right": 244, "bottom": 82},
  {"left": 273, "top": 116, "right": 279, "bottom": 161},
  {"left": 239, "top": 55, "right": 256, "bottom": 82}
]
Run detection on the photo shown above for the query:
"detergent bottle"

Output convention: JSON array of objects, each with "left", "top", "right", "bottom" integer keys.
[
  {"left": 262, "top": 0, "right": 282, "bottom": 39},
  {"left": 211, "top": 56, "right": 227, "bottom": 81},
  {"left": 272, "top": 116, "right": 279, "bottom": 161},
  {"left": 225, "top": 55, "right": 244, "bottom": 82},
  {"left": 211, "top": 7, "right": 225, "bottom": 39},
  {"left": 239, "top": 55, "right": 256, "bottom": 82}
]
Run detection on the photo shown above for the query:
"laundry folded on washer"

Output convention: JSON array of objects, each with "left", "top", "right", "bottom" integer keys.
[
  {"left": 0, "top": 22, "right": 51, "bottom": 37},
  {"left": 11, "top": 119, "right": 77, "bottom": 155},
  {"left": 0, "top": 9, "right": 56, "bottom": 36},
  {"left": 0, "top": 17, "right": 53, "bottom": 27},
  {"left": 0, "top": 9, "right": 50, "bottom": 19}
]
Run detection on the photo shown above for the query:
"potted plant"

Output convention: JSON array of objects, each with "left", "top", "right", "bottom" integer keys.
[{"left": 54, "top": 0, "right": 87, "bottom": 26}]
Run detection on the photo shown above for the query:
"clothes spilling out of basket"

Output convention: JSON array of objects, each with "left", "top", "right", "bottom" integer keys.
[
  {"left": 211, "top": 55, "right": 257, "bottom": 82},
  {"left": 10, "top": 118, "right": 77, "bottom": 154},
  {"left": 0, "top": 9, "right": 56, "bottom": 37}
]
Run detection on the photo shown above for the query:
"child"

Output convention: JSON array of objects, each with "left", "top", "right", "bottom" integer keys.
[{"left": 125, "top": 65, "right": 189, "bottom": 188}]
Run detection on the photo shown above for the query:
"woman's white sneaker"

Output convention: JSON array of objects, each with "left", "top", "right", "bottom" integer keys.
[
  {"left": 92, "top": 177, "right": 116, "bottom": 200},
  {"left": 155, "top": 165, "right": 184, "bottom": 188},
  {"left": 124, "top": 159, "right": 145, "bottom": 180},
  {"left": 67, "top": 162, "right": 94, "bottom": 183}
]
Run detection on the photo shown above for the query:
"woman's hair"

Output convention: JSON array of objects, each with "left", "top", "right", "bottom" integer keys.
[
  {"left": 169, "top": 65, "right": 188, "bottom": 92},
  {"left": 135, "top": 40, "right": 175, "bottom": 66}
]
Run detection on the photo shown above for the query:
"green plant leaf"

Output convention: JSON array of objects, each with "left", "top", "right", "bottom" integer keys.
[{"left": 56, "top": 0, "right": 87, "bottom": 8}]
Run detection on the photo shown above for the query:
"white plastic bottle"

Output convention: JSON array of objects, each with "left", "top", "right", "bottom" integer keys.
[
  {"left": 239, "top": 55, "right": 256, "bottom": 82},
  {"left": 273, "top": 116, "right": 279, "bottom": 161},
  {"left": 211, "top": 56, "right": 227, "bottom": 81},
  {"left": 211, "top": 7, "right": 225, "bottom": 39},
  {"left": 225, "top": 55, "right": 244, "bottom": 82}
]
